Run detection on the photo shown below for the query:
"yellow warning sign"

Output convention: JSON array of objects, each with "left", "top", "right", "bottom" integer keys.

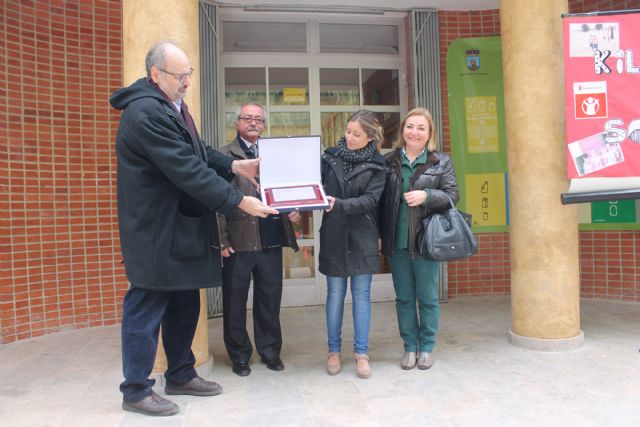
[{"left": 283, "top": 88, "right": 307, "bottom": 104}]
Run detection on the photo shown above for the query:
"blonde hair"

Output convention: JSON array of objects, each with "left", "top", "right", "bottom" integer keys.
[
  {"left": 347, "top": 110, "right": 384, "bottom": 152},
  {"left": 392, "top": 108, "right": 437, "bottom": 152}
]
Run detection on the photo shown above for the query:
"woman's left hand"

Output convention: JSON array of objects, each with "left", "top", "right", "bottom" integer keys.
[{"left": 404, "top": 190, "right": 427, "bottom": 207}]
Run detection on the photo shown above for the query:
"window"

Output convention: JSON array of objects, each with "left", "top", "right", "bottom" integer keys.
[
  {"left": 269, "top": 68, "right": 309, "bottom": 106},
  {"left": 222, "top": 21, "right": 307, "bottom": 52},
  {"left": 320, "top": 68, "right": 401, "bottom": 149},
  {"left": 319, "top": 23, "right": 399, "bottom": 54},
  {"left": 224, "top": 67, "right": 266, "bottom": 106}
]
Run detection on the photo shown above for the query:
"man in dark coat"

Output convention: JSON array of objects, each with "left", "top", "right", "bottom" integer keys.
[
  {"left": 109, "top": 41, "right": 277, "bottom": 417},
  {"left": 217, "top": 102, "right": 300, "bottom": 377}
]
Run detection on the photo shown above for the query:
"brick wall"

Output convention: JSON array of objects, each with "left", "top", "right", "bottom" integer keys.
[
  {"left": 437, "top": 9, "right": 510, "bottom": 298},
  {"left": 441, "top": 1, "right": 640, "bottom": 301},
  {"left": 569, "top": 0, "right": 640, "bottom": 12},
  {"left": 0, "top": 0, "right": 126, "bottom": 343},
  {"left": 580, "top": 231, "right": 640, "bottom": 299}
]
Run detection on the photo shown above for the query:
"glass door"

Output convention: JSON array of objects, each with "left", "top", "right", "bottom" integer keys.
[
  {"left": 220, "top": 13, "right": 407, "bottom": 306},
  {"left": 318, "top": 67, "right": 401, "bottom": 302},
  {"left": 224, "top": 66, "right": 320, "bottom": 306}
]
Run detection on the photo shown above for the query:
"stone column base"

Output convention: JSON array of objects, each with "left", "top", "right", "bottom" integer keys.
[
  {"left": 150, "top": 354, "right": 214, "bottom": 388},
  {"left": 508, "top": 329, "right": 584, "bottom": 352}
]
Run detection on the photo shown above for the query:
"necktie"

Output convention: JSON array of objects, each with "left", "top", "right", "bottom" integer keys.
[
  {"left": 181, "top": 103, "right": 207, "bottom": 161},
  {"left": 248, "top": 144, "right": 260, "bottom": 187},
  {"left": 249, "top": 143, "right": 258, "bottom": 158}
]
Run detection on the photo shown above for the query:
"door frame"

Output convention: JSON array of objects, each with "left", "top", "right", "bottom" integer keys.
[{"left": 219, "top": 9, "right": 409, "bottom": 307}]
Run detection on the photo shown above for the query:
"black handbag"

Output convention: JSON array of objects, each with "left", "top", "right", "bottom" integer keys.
[{"left": 418, "top": 195, "right": 478, "bottom": 261}]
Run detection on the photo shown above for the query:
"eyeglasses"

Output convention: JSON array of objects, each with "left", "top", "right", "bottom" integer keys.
[
  {"left": 238, "top": 115, "right": 265, "bottom": 125},
  {"left": 157, "top": 67, "right": 194, "bottom": 83}
]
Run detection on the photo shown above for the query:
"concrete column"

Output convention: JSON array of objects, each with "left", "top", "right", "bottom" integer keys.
[
  {"left": 122, "top": 0, "right": 201, "bottom": 128},
  {"left": 500, "top": 0, "right": 584, "bottom": 351},
  {"left": 122, "top": 0, "right": 212, "bottom": 375}
]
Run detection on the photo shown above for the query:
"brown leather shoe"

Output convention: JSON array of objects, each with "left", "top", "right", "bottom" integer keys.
[
  {"left": 165, "top": 376, "right": 223, "bottom": 396},
  {"left": 122, "top": 391, "right": 179, "bottom": 416}
]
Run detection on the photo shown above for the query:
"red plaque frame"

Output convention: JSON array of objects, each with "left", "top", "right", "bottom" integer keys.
[
  {"left": 258, "top": 135, "right": 329, "bottom": 211},
  {"left": 263, "top": 184, "right": 325, "bottom": 208}
]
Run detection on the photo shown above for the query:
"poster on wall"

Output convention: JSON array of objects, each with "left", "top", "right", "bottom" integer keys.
[
  {"left": 563, "top": 10, "right": 640, "bottom": 198},
  {"left": 446, "top": 36, "right": 508, "bottom": 231},
  {"left": 562, "top": 10, "right": 640, "bottom": 224}
]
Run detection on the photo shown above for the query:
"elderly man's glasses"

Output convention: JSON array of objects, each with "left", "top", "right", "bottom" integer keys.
[
  {"left": 158, "top": 67, "right": 194, "bottom": 83},
  {"left": 238, "top": 115, "right": 265, "bottom": 124}
]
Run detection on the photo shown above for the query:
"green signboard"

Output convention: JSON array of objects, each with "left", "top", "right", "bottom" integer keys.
[
  {"left": 591, "top": 200, "right": 637, "bottom": 223},
  {"left": 446, "top": 36, "right": 508, "bottom": 232}
]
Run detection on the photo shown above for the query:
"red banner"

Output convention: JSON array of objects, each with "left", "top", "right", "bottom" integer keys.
[{"left": 563, "top": 12, "right": 640, "bottom": 179}]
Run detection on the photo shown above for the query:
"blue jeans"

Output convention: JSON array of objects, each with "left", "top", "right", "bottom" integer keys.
[
  {"left": 119, "top": 286, "right": 199, "bottom": 403},
  {"left": 326, "top": 274, "right": 372, "bottom": 355}
]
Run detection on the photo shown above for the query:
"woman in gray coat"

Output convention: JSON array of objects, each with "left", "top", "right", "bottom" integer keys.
[{"left": 319, "top": 110, "right": 386, "bottom": 379}]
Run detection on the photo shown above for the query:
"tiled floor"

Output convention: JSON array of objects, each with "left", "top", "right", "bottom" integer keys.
[{"left": 0, "top": 296, "right": 639, "bottom": 426}]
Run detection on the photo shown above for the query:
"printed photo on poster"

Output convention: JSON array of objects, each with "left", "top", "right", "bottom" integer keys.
[
  {"left": 568, "top": 132, "right": 625, "bottom": 176},
  {"left": 568, "top": 22, "right": 620, "bottom": 57}
]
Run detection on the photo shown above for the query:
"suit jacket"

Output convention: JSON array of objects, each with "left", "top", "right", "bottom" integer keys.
[{"left": 217, "top": 136, "right": 299, "bottom": 253}]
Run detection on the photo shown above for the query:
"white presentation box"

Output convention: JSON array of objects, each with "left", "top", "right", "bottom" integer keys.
[{"left": 258, "top": 135, "right": 329, "bottom": 212}]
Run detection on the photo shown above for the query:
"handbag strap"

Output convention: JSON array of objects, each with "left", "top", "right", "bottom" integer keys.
[{"left": 445, "top": 194, "right": 456, "bottom": 209}]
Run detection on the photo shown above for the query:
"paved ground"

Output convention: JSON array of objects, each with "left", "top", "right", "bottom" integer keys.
[{"left": 0, "top": 296, "right": 638, "bottom": 426}]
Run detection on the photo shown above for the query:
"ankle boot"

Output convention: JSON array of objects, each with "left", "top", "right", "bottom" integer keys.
[
  {"left": 401, "top": 351, "right": 417, "bottom": 370},
  {"left": 355, "top": 354, "right": 371, "bottom": 379},
  {"left": 327, "top": 352, "right": 341, "bottom": 375},
  {"left": 417, "top": 352, "right": 433, "bottom": 370}
]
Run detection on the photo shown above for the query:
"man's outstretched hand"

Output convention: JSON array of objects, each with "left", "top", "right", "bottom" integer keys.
[
  {"left": 232, "top": 158, "right": 260, "bottom": 188},
  {"left": 238, "top": 196, "right": 279, "bottom": 218}
]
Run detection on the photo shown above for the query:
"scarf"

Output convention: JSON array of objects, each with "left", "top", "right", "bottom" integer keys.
[
  {"left": 148, "top": 78, "right": 207, "bottom": 161},
  {"left": 335, "top": 138, "right": 377, "bottom": 180}
]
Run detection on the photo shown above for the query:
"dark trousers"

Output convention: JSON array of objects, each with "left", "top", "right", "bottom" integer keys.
[
  {"left": 222, "top": 247, "right": 283, "bottom": 364},
  {"left": 390, "top": 249, "right": 440, "bottom": 353},
  {"left": 119, "top": 286, "right": 199, "bottom": 403}
]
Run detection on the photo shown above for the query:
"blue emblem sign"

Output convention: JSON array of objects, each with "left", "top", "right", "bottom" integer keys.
[{"left": 466, "top": 49, "right": 480, "bottom": 71}]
